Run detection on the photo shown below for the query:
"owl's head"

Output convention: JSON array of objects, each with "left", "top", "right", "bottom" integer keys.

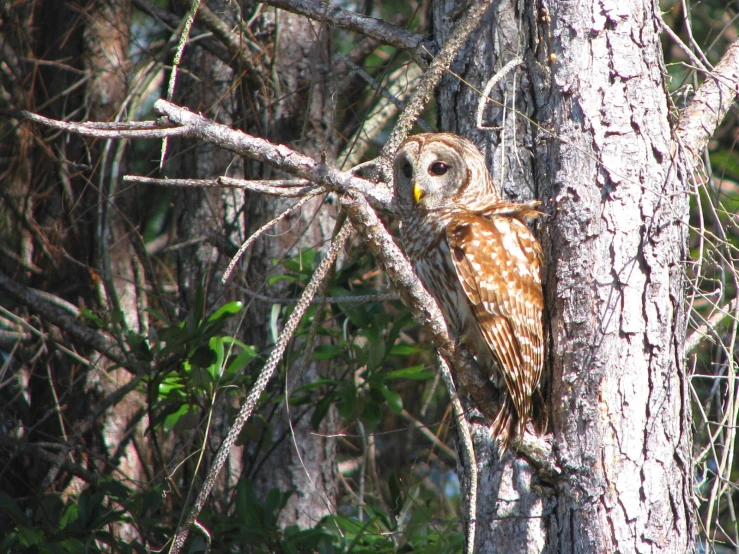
[{"left": 393, "top": 133, "right": 499, "bottom": 214}]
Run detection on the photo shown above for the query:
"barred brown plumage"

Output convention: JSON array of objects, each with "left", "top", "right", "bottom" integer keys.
[{"left": 393, "top": 132, "right": 546, "bottom": 450}]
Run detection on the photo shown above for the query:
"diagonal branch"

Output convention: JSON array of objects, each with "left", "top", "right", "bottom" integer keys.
[
  {"left": 152, "top": 99, "right": 396, "bottom": 212},
  {"left": 675, "top": 38, "right": 739, "bottom": 164},
  {"left": 0, "top": 270, "right": 130, "bottom": 368},
  {"left": 259, "top": 0, "right": 434, "bottom": 60}
]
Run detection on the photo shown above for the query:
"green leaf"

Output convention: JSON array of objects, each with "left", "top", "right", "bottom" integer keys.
[
  {"left": 386, "top": 312, "right": 414, "bottom": 350},
  {"left": 77, "top": 489, "right": 100, "bottom": 528},
  {"left": 267, "top": 274, "right": 298, "bottom": 286},
  {"left": 207, "top": 300, "right": 243, "bottom": 322},
  {"left": 380, "top": 386, "right": 403, "bottom": 415},
  {"left": 337, "top": 385, "right": 356, "bottom": 420},
  {"left": 79, "top": 308, "right": 104, "bottom": 327},
  {"left": 98, "top": 477, "right": 130, "bottom": 502},
  {"left": 162, "top": 404, "right": 198, "bottom": 433},
  {"left": 311, "top": 393, "right": 336, "bottom": 430},
  {"left": 360, "top": 400, "right": 382, "bottom": 429},
  {"left": 367, "top": 338, "right": 386, "bottom": 370},
  {"left": 190, "top": 345, "right": 217, "bottom": 370},
  {"left": 17, "top": 525, "right": 44, "bottom": 547},
  {"left": 313, "top": 344, "right": 344, "bottom": 360},
  {"left": 292, "top": 378, "right": 338, "bottom": 392},
  {"left": 36, "top": 494, "right": 65, "bottom": 528},
  {"left": 0, "top": 492, "right": 27, "bottom": 525},
  {"left": 389, "top": 344, "right": 422, "bottom": 356},
  {"left": 384, "top": 365, "right": 434, "bottom": 381},
  {"left": 59, "top": 501, "right": 78, "bottom": 529}
]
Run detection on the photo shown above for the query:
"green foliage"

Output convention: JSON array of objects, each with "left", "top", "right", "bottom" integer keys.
[
  {"left": 0, "top": 488, "right": 140, "bottom": 553},
  {"left": 259, "top": 250, "right": 462, "bottom": 551},
  {"left": 147, "top": 296, "right": 258, "bottom": 434}
]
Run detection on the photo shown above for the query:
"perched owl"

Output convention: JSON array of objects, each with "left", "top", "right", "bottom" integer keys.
[{"left": 393, "top": 132, "right": 545, "bottom": 449}]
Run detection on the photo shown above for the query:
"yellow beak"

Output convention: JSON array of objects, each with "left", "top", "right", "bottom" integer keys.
[{"left": 413, "top": 182, "right": 423, "bottom": 203}]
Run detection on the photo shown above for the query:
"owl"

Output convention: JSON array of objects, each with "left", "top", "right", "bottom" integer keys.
[{"left": 393, "top": 132, "right": 545, "bottom": 449}]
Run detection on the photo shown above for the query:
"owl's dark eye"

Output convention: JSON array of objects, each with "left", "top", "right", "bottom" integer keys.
[
  {"left": 401, "top": 161, "right": 413, "bottom": 179},
  {"left": 429, "top": 161, "right": 448, "bottom": 176}
]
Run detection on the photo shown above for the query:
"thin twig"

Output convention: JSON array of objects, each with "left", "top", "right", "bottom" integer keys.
[
  {"left": 437, "top": 356, "right": 477, "bottom": 554},
  {"left": 123, "top": 175, "right": 321, "bottom": 197},
  {"left": 0, "top": 271, "right": 129, "bottom": 367},
  {"left": 161, "top": 0, "right": 200, "bottom": 168},
  {"left": 223, "top": 193, "right": 319, "bottom": 283},
  {"left": 9, "top": 110, "right": 183, "bottom": 138},
  {"left": 400, "top": 408, "right": 456, "bottom": 461},
  {"left": 237, "top": 284, "right": 399, "bottom": 305},
  {"left": 685, "top": 299, "right": 739, "bottom": 355},
  {"left": 382, "top": 0, "right": 497, "bottom": 159},
  {"left": 337, "top": 54, "right": 434, "bottom": 133},
  {"left": 476, "top": 57, "right": 523, "bottom": 130}
]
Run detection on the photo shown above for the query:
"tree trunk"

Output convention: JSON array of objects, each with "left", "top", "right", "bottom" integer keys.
[
  {"left": 171, "top": 0, "right": 338, "bottom": 529},
  {"left": 434, "top": 0, "right": 695, "bottom": 551},
  {"left": 0, "top": 0, "right": 146, "bottom": 493}
]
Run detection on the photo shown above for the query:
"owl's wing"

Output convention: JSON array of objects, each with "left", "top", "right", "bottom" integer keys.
[{"left": 446, "top": 213, "right": 544, "bottom": 428}]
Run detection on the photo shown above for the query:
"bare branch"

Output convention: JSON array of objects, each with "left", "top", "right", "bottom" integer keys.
[
  {"left": 218, "top": 177, "right": 319, "bottom": 196},
  {"left": 123, "top": 175, "right": 320, "bottom": 197},
  {"left": 0, "top": 271, "right": 130, "bottom": 368},
  {"left": 10, "top": 110, "right": 183, "bottom": 138},
  {"left": 260, "top": 0, "right": 434, "bottom": 60},
  {"left": 686, "top": 299, "right": 739, "bottom": 356},
  {"left": 152, "top": 99, "right": 396, "bottom": 212},
  {"left": 437, "top": 355, "right": 477, "bottom": 554},
  {"left": 676, "top": 38, "right": 739, "bottom": 164}
]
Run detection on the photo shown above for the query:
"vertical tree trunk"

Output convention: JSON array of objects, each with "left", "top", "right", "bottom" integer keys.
[
  {"left": 434, "top": 0, "right": 694, "bottom": 551},
  {"left": 171, "top": 0, "right": 338, "bottom": 529},
  {"left": 244, "top": 8, "right": 339, "bottom": 528},
  {"left": 82, "top": 0, "right": 148, "bottom": 511}
]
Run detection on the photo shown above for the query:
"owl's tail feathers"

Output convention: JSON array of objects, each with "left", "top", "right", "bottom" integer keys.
[
  {"left": 492, "top": 391, "right": 548, "bottom": 453},
  {"left": 491, "top": 396, "right": 518, "bottom": 453},
  {"left": 531, "top": 388, "right": 548, "bottom": 436}
]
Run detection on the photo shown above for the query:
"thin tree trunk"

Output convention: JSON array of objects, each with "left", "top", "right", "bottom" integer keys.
[
  {"left": 244, "top": 7, "right": 339, "bottom": 529},
  {"left": 172, "top": 0, "right": 338, "bottom": 529}
]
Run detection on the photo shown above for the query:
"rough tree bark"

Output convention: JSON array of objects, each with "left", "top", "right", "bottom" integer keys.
[
  {"left": 435, "top": 0, "right": 694, "bottom": 551},
  {"left": 170, "top": 0, "right": 338, "bottom": 530},
  {"left": 240, "top": 6, "right": 339, "bottom": 529}
]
